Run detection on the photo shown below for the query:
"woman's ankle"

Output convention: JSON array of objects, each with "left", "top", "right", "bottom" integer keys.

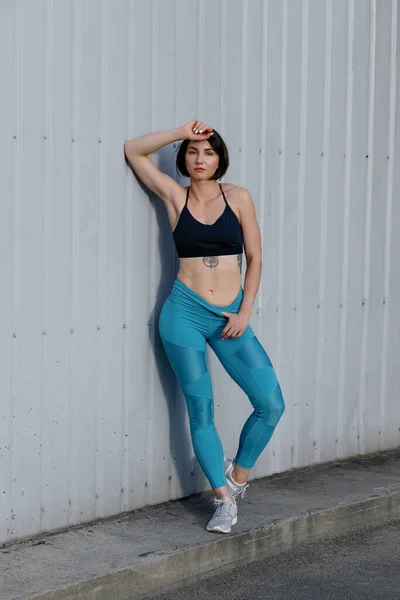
[
  {"left": 231, "top": 467, "right": 248, "bottom": 486},
  {"left": 215, "top": 492, "right": 233, "bottom": 500},
  {"left": 214, "top": 485, "right": 234, "bottom": 501}
]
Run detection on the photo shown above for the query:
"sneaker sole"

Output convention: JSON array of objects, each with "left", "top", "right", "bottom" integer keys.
[{"left": 206, "top": 516, "right": 237, "bottom": 533}]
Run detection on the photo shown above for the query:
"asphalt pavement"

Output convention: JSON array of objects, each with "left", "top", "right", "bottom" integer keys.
[{"left": 146, "top": 520, "right": 400, "bottom": 600}]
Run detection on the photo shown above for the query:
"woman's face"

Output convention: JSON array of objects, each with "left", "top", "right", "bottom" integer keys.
[{"left": 185, "top": 140, "right": 220, "bottom": 180}]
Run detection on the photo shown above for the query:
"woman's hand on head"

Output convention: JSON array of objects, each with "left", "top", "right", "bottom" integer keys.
[{"left": 180, "top": 120, "right": 214, "bottom": 141}]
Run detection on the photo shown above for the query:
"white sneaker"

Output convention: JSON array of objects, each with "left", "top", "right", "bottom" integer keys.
[
  {"left": 206, "top": 495, "right": 237, "bottom": 534},
  {"left": 224, "top": 458, "right": 249, "bottom": 500}
]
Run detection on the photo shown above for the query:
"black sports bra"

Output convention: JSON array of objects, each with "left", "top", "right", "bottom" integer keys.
[{"left": 172, "top": 184, "right": 243, "bottom": 258}]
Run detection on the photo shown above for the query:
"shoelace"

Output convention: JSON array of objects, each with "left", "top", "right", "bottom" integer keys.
[
  {"left": 233, "top": 483, "right": 249, "bottom": 499},
  {"left": 213, "top": 496, "right": 236, "bottom": 518}
]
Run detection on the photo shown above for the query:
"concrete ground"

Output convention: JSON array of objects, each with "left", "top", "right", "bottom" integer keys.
[
  {"left": 1, "top": 450, "right": 400, "bottom": 600},
  {"left": 146, "top": 520, "right": 400, "bottom": 600}
]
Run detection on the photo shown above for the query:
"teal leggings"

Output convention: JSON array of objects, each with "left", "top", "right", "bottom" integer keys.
[{"left": 158, "top": 278, "right": 285, "bottom": 490}]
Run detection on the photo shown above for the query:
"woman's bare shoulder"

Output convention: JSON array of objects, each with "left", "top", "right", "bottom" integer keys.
[{"left": 221, "top": 183, "right": 250, "bottom": 203}]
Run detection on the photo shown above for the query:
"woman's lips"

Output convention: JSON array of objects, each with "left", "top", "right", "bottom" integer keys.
[{"left": 194, "top": 168, "right": 205, "bottom": 172}]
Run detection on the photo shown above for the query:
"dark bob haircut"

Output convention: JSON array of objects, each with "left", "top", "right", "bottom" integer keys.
[{"left": 175, "top": 129, "right": 229, "bottom": 181}]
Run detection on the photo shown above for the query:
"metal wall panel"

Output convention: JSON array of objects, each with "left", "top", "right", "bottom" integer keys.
[{"left": 0, "top": 0, "right": 398, "bottom": 545}]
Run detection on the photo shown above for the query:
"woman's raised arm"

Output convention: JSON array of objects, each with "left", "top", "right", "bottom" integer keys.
[{"left": 124, "top": 120, "right": 213, "bottom": 204}]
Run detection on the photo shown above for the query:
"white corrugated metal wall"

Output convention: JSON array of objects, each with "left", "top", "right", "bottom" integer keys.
[{"left": 0, "top": 0, "right": 399, "bottom": 545}]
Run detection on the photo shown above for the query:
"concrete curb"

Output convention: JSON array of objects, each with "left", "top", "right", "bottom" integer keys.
[{"left": 29, "top": 490, "right": 400, "bottom": 600}]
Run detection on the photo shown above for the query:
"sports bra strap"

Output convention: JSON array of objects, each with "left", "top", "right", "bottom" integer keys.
[
  {"left": 219, "top": 183, "right": 228, "bottom": 205},
  {"left": 187, "top": 184, "right": 228, "bottom": 206}
]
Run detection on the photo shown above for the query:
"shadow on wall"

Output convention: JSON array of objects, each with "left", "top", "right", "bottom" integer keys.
[{"left": 125, "top": 145, "right": 209, "bottom": 510}]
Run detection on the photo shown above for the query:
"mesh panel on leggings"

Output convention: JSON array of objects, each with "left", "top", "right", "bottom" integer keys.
[
  {"left": 163, "top": 340, "right": 207, "bottom": 386},
  {"left": 234, "top": 336, "right": 283, "bottom": 426},
  {"left": 234, "top": 335, "right": 273, "bottom": 369}
]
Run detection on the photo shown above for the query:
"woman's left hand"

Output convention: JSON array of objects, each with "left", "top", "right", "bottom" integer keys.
[{"left": 220, "top": 310, "right": 251, "bottom": 339}]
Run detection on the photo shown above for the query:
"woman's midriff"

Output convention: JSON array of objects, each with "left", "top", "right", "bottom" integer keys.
[{"left": 176, "top": 254, "right": 243, "bottom": 307}]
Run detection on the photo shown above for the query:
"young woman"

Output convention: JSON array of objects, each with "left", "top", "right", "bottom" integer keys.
[{"left": 124, "top": 120, "right": 285, "bottom": 534}]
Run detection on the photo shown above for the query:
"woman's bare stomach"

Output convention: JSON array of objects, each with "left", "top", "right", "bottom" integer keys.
[{"left": 177, "top": 254, "right": 243, "bottom": 306}]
